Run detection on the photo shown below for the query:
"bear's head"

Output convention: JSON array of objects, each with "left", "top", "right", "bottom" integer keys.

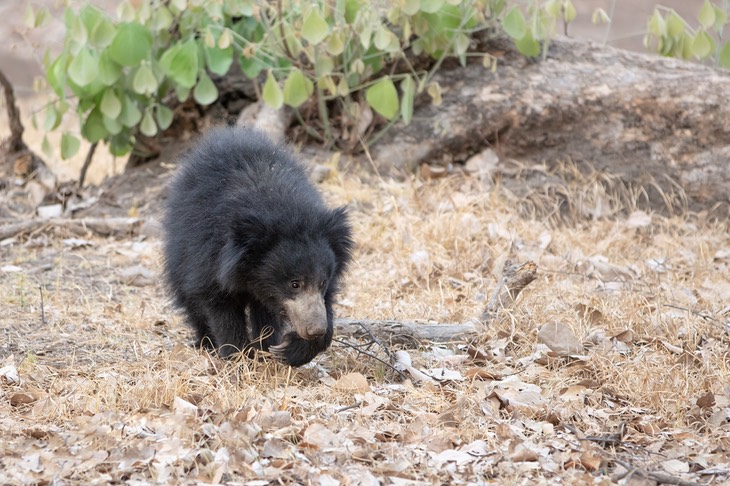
[{"left": 217, "top": 205, "right": 353, "bottom": 363}]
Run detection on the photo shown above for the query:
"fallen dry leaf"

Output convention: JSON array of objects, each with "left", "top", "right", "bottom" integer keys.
[
  {"left": 538, "top": 322, "right": 584, "bottom": 356},
  {"left": 661, "top": 458, "right": 690, "bottom": 474},
  {"left": 332, "top": 372, "right": 370, "bottom": 393},
  {"left": 696, "top": 391, "right": 715, "bottom": 409},
  {"left": 10, "top": 389, "right": 44, "bottom": 406}
]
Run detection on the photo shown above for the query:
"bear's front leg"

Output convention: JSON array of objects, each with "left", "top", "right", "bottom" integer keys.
[{"left": 202, "top": 298, "right": 249, "bottom": 358}]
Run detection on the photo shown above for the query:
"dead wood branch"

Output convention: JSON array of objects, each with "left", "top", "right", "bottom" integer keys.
[
  {"left": 0, "top": 217, "right": 144, "bottom": 240},
  {"left": 373, "top": 37, "right": 730, "bottom": 216},
  {"left": 0, "top": 68, "right": 26, "bottom": 154},
  {"left": 483, "top": 260, "right": 538, "bottom": 320},
  {"left": 334, "top": 260, "right": 538, "bottom": 344},
  {"left": 0, "top": 68, "right": 56, "bottom": 189},
  {"left": 78, "top": 142, "right": 98, "bottom": 189}
]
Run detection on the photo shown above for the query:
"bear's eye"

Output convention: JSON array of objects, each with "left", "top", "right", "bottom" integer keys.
[{"left": 290, "top": 280, "right": 301, "bottom": 289}]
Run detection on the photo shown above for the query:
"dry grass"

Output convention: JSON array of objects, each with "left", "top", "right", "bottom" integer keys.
[{"left": 1, "top": 161, "right": 729, "bottom": 485}]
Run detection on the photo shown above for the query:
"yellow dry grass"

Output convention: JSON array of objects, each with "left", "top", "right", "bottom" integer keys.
[{"left": 1, "top": 156, "right": 729, "bottom": 484}]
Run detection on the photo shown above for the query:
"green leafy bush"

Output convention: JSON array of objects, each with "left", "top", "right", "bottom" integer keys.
[
  {"left": 645, "top": 0, "right": 730, "bottom": 68},
  {"left": 27, "top": 0, "right": 514, "bottom": 161},
  {"left": 500, "top": 0, "right": 576, "bottom": 58}
]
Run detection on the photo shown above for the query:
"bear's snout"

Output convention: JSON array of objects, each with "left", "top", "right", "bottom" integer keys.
[{"left": 283, "top": 291, "right": 329, "bottom": 340}]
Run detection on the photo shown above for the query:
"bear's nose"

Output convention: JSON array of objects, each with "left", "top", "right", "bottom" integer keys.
[{"left": 303, "top": 324, "right": 327, "bottom": 339}]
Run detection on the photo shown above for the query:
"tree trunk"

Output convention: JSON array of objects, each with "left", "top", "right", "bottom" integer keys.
[{"left": 372, "top": 37, "right": 730, "bottom": 217}]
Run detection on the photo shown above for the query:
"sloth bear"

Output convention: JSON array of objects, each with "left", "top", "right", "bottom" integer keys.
[{"left": 162, "top": 127, "right": 353, "bottom": 366}]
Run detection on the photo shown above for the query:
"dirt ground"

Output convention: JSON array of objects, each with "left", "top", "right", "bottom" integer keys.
[{"left": 1, "top": 159, "right": 729, "bottom": 484}]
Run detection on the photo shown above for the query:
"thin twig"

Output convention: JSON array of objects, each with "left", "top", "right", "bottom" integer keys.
[
  {"left": 78, "top": 142, "right": 98, "bottom": 189},
  {"left": 612, "top": 459, "right": 701, "bottom": 486},
  {"left": 0, "top": 68, "right": 26, "bottom": 153},
  {"left": 334, "top": 338, "right": 407, "bottom": 380},
  {"left": 39, "top": 286, "right": 46, "bottom": 325},
  {"left": 357, "top": 322, "right": 398, "bottom": 364}
]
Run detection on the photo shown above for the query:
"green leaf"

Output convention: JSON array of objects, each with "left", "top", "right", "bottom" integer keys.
[
  {"left": 366, "top": 76, "right": 399, "bottom": 120},
  {"left": 336, "top": 77, "right": 349, "bottom": 96},
  {"left": 160, "top": 40, "right": 199, "bottom": 88},
  {"left": 97, "top": 51, "right": 121, "bottom": 85},
  {"left": 35, "top": 7, "right": 52, "bottom": 28},
  {"left": 534, "top": 9, "right": 556, "bottom": 39},
  {"left": 713, "top": 7, "right": 727, "bottom": 31},
  {"left": 691, "top": 30, "right": 715, "bottom": 58},
  {"left": 91, "top": 17, "right": 116, "bottom": 47},
  {"left": 116, "top": 1, "right": 136, "bottom": 22},
  {"left": 103, "top": 115, "right": 123, "bottom": 135},
  {"left": 454, "top": 33, "right": 470, "bottom": 55},
  {"left": 218, "top": 29, "right": 232, "bottom": 49},
  {"left": 70, "top": 15, "right": 89, "bottom": 49},
  {"left": 344, "top": 0, "right": 362, "bottom": 23},
  {"left": 204, "top": 28, "right": 216, "bottom": 48},
  {"left": 698, "top": 0, "right": 716, "bottom": 29},
  {"left": 717, "top": 40, "right": 730, "bottom": 68},
  {"left": 170, "top": 0, "right": 187, "bottom": 13},
  {"left": 140, "top": 109, "right": 158, "bottom": 137},
  {"left": 302, "top": 9, "right": 330, "bottom": 46},
  {"left": 283, "top": 68, "right": 314, "bottom": 108},
  {"left": 326, "top": 31, "right": 345, "bottom": 56},
  {"left": 545, "top": 0, "right": 561, "bottom": 17},
  {"left": 502, "top": 8, "right": 527, "bottom": 39},
  {"left": 647, "top": 9, "right": 666, "bottom": 37},
  {"left": 315, "top": 53, "right": 334, "bottom": 77},
  {"left": 205, "top": 45, "right": 234, "bottom": 76},
  {"left": 120, "top": 96, "right": 142, "bottom": 127},
  {"left": 110, "top": 134, "right": 133, "bottom": 157},
  {"left": 374, "top": 26, "right": 398, "bottom": 51},
  {"left": 420, "top": 0, "right": 445, "bottom": 14},
  {"left": 43, "top": 105, "right": 60, "bottom": 131},
  {"left": 41, "top": 136, "right": 53, "bottom": 159},
  {"left": 240, "top": 55, "right": 266, "bottom": 78},
  {"left": 427, "top": 81, "right": 442, "bottom": 105},
  {"left": 667, "top": 11, "right": 685, "bottom": 38},
  {"left": 47, "top": 53, "right": 68, "bottom": 96},
  {"left": 152, "top": 6, "right": 173, "bottom": 31},
  {"left": 155, "top": 105, "right": 174, "bottom": 130},
  {"left": 262, "top": 71, "right": 284, "bottom": 109},
  {"left": 133, "top": 64, "right": 158, "bottom": 95},
  {"left": 358, "top": 24, "right": 372, "bottom": 49},
  {"left": 82, "top": 107, "right": 108, "bottom": 143},
  {"left": 175, "top": 84, "right": 190, "bottom": 102},
  {"left": 193, "top": 72, "right": 218, "bottom": 105},
  {"left": 80, "top": 5, "right": 103, "bottom": 36},
  {"left": 68, "top": 48, "right": 99, "bottom": 87},
  {"left": 592, "top": 8, "right": 610, "bottom": 25},
  {"left": 400, "top": 75, "right": 415, "bottom": 125},
  {"left": 515, "top": 30, "right": 540, "bottom": 57},
  {"left": 563, "top": 0, "right": 577, "bottom": 23},
  {"left": 403, "top": 0, "right": 420, "bottom": 16},
  {"left": 679, "top": 32, "right": 693, "bottom": 59},
  {"left": 61, "top": 133, "right": 81, "bottom": 160},
  {"left": 108, "top": 23, "right": 152, "bottom": 66},
  {"left": 100, "top": 89, "right": 122, "bottom": 118}
]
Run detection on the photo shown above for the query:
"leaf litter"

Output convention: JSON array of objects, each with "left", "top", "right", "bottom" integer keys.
[{"left": 1, "top": 166, "right": 729, "bottom": 485}]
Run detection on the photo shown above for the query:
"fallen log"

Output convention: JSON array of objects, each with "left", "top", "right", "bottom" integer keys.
[
  {"left": 334, "top": 260, "right": 538, "bottom": 344},
  {"left": 372, "top": 37, "right": 730, "bottom": 217},
  {"left": 0, "top": 217, "right": 144, "bottom": 240}
]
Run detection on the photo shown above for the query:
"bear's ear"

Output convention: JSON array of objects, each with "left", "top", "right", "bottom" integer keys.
[
  {"left": 218, "top": 213, "right": 277, "bottom": 291},
  {"left": 323, "top": 207, "right": 354, "bottom": 271}
]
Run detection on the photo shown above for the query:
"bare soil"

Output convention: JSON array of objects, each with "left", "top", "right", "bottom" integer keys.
[{"left": 1, "top": 160, "right": 729, "bottom": 484}]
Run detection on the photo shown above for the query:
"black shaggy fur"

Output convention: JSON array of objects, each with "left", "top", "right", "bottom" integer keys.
[{"left": 162, "top": 127, "right": 353, "bottom": 366}]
